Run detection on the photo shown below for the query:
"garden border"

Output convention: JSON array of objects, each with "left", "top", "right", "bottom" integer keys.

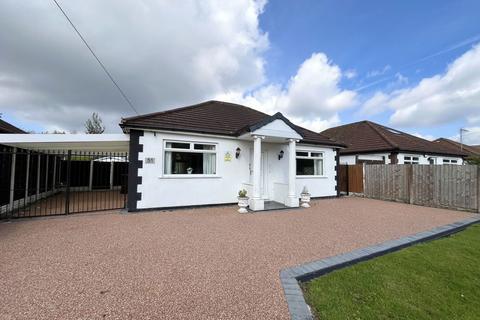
[{"left": 279, "top": 216, "right": 480, "bottom": 320}]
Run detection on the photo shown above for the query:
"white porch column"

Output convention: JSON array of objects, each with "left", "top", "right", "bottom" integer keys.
[
  {"left": 285, "top": 139, "right": 299, "bottom": 207},
  {"left": 250, "top": 135, "right": 264, "bottom": 211}
]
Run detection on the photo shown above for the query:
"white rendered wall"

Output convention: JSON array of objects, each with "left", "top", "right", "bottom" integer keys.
[
  {"left": 137, "top": 131, "right": 252, "bottom": 209},
  {"left": 295, "top": 146, "right": 337, "bottom": 198},
  {"left": 397, "top": 153, "right": 463, "bottom": 165},
  {"left": 341, "top": 152, "right": 462, "bottom": 165},
  {"left": 136, "top": 130, "right": 338, "bottom": 209},
  {"left": 340, "top": 153, "right": 390, "bottom": 164}
]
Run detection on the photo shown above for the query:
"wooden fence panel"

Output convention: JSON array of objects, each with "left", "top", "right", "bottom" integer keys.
[
  {"left": 364, "top": 164, "right": 479, "bottom": 212},
  {"left": 338, "top": 164, "right": 364, "bottom": 194}
]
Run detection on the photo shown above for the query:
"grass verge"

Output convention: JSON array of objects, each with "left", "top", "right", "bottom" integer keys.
[{"left": 302, "top": 224, "right": 480, "bottom": 320}]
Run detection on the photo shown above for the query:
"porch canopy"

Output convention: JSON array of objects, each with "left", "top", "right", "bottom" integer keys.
[
  {"left": 0, "top": 134, "right": 129, "bottom": 152},
  {"left": 238, "top": 113, "right": 303, "bottom": 211}
]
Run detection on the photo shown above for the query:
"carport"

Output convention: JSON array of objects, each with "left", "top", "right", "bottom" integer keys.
[{"left": 0, "top": 134, "right": 129, "bottom": 219}]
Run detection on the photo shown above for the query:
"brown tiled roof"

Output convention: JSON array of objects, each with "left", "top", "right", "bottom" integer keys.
[
  {"left": 0, "top": 118, "right": 26, "bottom": 134},
  {"left": 321, "top": 120, "right": 468, "bottom": 157},
  {"left": 120, "top": 100, "right": 344, "bottom": 147},
  {"left": 432, "top": 138, "right": 480, "bottom": 157}
]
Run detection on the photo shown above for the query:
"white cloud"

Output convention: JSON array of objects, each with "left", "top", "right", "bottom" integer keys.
[
  {"left": 389, "top": 44, "right": 480, "bottom": 127},
  {"left": 359, "top": 44, "right": 480, "bottom": 127},
  {"left": 0, "top": 0, "right": 268, "bottom": 132},
  {"left": 449, "top": 127, "right": 480, "bottom": 145},
  {"left": 366, "top": 65, "right": 391, "bottom": 78},
  {"left": 394, "top": 73, "right": 408, "bottom": 85},
  {"left": 344, "top": 69, "right": 357, "bottom": 79},
  {"left": 360, "top": 92, "right": 390, "bottom": 116},
  {"left": 216, "top": 52, "right": 357, "bottom": 131}
]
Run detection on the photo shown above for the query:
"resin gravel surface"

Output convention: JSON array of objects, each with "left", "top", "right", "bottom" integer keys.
[{"left": 0, "top": 197, "right": 474, "bottom": 319}]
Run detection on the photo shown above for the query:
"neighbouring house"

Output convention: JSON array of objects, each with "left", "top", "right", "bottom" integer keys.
[
  {"left": 433, "top": 138, "right": 480, "bottom": 158},
  {"left": 321, "top": 121, "right": 467, "bottom": 165},
  {"left": 0, "top": 118, "right": 26, "bottom": 134},
  {"left": 120, "top": 100, "right": 345, "bottom": 211}
]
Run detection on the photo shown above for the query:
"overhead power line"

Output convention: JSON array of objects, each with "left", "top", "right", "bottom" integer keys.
[{"left": 52, "top": 0, "right": 139, "bottom": 115}]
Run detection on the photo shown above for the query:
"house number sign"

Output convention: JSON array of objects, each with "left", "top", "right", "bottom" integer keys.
[
  {"left": 145, "top": 157, "right": 155, "bottom": 164},
  {"left": 224, "top": 152, "right": 232, "bottom": 162}
]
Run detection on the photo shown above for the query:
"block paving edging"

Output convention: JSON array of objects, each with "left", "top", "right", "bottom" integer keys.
[{"left": 279, "top": 216, "right": 480, "bottom": 320}]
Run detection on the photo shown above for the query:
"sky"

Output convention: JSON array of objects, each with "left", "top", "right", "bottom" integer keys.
[{"left": 1, "top": 0, "right": 480, "bottom": 144}]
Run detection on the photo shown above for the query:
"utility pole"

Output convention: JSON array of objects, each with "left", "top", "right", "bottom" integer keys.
[{"left": 460, "top": 128, "right": 469, "bottom": 151}]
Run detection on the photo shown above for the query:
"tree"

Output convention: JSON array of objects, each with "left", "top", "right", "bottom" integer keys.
[
  {"left": 465, "top": 156, "right": 480, "bottom": 165},
  {"left": 85, "top": 112, "right": 105, "bottom": 134}
]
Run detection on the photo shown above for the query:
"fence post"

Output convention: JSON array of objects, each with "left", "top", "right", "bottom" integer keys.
[
  {"left": 65, "top": 150, "right": 72, "bottom": 215},
  {"left": 407, "top": 165, "right": 414, "bottom": 204},
  {"left": 346, "top": 164, "right": 350, "bottom": 196}
]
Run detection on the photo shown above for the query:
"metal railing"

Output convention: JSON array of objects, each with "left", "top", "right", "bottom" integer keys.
[{"left": 0, "top": 148, "right": 128, "bottom": 219}]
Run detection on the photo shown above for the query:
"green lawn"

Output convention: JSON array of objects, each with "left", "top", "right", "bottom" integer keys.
[{"left": 302, "top": 224, "right": 480, "bottom": 320}]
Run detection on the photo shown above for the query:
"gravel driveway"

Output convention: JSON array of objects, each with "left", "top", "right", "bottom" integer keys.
[{"left": 0, "top": 197, "right": 474, "bottom": 320}]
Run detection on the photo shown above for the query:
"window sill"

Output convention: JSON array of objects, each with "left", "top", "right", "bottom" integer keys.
[
  {"left": 159, "top": 174, "right": 221, "bottom": 179},
  {"left": 296, "top": 175, "right": 328, "bottom": 179}
]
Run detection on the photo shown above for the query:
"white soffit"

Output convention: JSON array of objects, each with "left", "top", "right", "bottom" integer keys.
[
  {"left": 251, "top": 119, "right": 302, "bottom": 140},
  {"left": 0, "top": 134, "right": 130, "bottom": 152}
]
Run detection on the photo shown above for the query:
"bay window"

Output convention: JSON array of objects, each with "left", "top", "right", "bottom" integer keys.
[
  {"left": 296, "top": 151, "right": 324, "bottom": 176},
  {"left": 164, "top": 141, "right": 216, "bottom": 175}
]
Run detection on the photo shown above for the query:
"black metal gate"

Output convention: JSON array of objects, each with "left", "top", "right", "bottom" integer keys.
[{"left": 0, "top": 148, "right": 128, "bottom": 219}]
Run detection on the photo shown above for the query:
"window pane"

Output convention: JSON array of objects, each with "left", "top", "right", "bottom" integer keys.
[
  {"left": 412, "top": 157, "right": 419, "bottom": 161},
  {"left": 404, "top": 156, "right": 411, "bottom": 161},
  {"left": 164, "top": 151, "right": 216, "bottom": 174},
  {"left": 296, "top": 158, "right": 314, "bottom": 175},
  {"left": 194, "top": 143, "right": 215, "bottom": 150},
  {"left": 451, "top": 160, "right": 457, "bottom": 163},
  {"left": 311, "top": 152, "right": 322, "bottom": 158},
  {"left": 314, "top": 159, "right": 323, "bottom": 175},
  {"left": 296, "top": 151, "right": 308, "bottom": 157},
  {"left": 166, "top": 142, "right": 190, "bottom": 149}
]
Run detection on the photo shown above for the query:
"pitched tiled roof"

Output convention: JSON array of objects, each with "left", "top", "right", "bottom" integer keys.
[
  {"left": 321, "top": 120, "right": 468, "bottom": 157},
  {"left": 0, "top": 118, "right": 26, "bottom": 134},
  {"left": 120, "top": 100, "right": 344, "bottom": 147},
  {"left": 433, "top": 138, "right": 480, "bottom": 157}
]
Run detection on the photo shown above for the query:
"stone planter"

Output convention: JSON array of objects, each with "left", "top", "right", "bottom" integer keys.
[
  {"left": 238, "top": 197, "right": 249, "bottom": 213},
  {"left": 300, "top": 193, "right": 311, "bottom": 208}
]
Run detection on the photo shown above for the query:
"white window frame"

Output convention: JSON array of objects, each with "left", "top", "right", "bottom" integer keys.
[
  {"left": 295, "top": 150, "right": 325, "bottom": 178},
  {"left": 443, "top": 158, "right": 459, "bottom": 165},
  {"left": 162, "top": 140, "right": 218, "bottom": 178},
  {"left": 403, "top": 155, "right": 420, "bottom": 164}
]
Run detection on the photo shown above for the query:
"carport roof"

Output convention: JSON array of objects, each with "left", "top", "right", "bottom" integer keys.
[{"left": 0, "top": 134, "right": 129, "bottom": 152}]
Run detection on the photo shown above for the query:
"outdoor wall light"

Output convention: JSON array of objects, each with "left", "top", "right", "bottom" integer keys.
[
  {"left": 278, "top": 150, "right": 284, "bottom": 160},
  {"left": 235, "top": 147, "right": 241, "bottom": 159}
]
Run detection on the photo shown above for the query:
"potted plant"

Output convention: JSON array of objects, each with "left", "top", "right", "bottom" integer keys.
[
  {"left": 300, "top": 186, "right": 311, "bottom": 208},
  {"left": 237, "top": 189, "right": 249, "bottom": 213}
]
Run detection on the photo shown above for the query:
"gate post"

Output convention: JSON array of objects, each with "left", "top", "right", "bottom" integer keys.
[
  {"left": 9, "top": 147, "right": 17, "bottom": 212},
  {"left": 65, "top": 150, "right": 72, "bottom": 215}
]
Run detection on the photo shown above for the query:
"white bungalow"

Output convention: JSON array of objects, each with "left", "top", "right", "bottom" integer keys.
[{"left": 120, "top": 100, "right": 344, "bottom": 211}]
